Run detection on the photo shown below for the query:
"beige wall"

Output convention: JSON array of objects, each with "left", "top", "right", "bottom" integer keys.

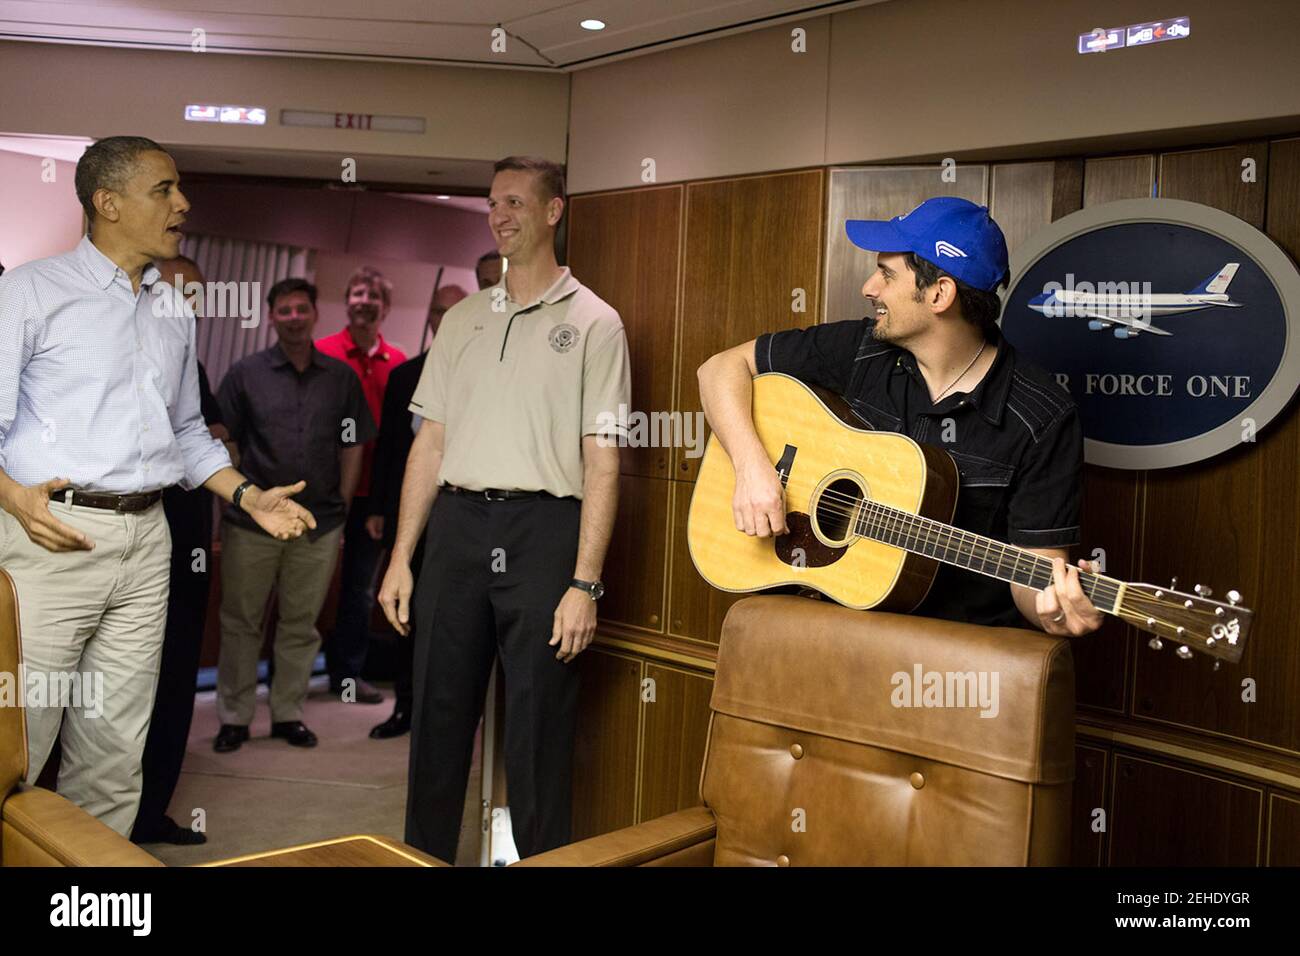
[
  {"left": 568, "top": 18, "right": 830, "bottom": 194},
  {"left": 568, "top": 0, "right": 1300, "bottom": 192},
  {"left": 0, "top": 41, "right": 568, "bottom": 164},
  {"left": 0, "top": 151, "right": 83, "bottom": 269}
]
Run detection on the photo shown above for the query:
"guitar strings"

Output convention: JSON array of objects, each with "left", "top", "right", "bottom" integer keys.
[
  {"left": 758, "top": 480, "right": 1223, "bottom": 641},
  {"left": 785, "top": 482, "right": 1124, "bottom": 607},
  {"left": 790, "top": 487, "right": 1202, "bottom": 637}
]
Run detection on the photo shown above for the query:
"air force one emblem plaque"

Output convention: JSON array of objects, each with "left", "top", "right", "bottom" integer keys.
[{"left": 1000, "top": 198, "right": 1300, "bottom": 469}]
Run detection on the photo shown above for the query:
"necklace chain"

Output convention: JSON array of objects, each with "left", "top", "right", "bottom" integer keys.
[{"left": 932, "top": 340, "right": 987, "bottom": 404}]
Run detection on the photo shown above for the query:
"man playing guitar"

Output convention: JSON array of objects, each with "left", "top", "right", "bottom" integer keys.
[{"left": 696, "top": 197, "right": 1104, "bottom": 638}]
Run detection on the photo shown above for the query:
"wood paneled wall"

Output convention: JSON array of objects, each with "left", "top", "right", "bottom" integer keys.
[{"left": 565, "top": 135, "right": 1300, "bottom": 865}]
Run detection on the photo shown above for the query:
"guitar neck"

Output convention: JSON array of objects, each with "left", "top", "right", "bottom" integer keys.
[{"left": 852, "top": 498, "right": 1123, "bottom": 615}]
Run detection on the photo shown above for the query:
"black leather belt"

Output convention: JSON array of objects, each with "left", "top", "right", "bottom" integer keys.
[
  {"left": 61, "top": 489, "right": 165, "bottom": 513},
  {"left": 441, "top": 484, "right": 554, "bottom": 501}
]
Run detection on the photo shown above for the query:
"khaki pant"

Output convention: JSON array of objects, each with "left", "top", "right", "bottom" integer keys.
[
  {"left": 0, "top": 498, "right": 171, "bottom": 836},
  {"left": 216, "top": 521, "right": 342, "bottom": 726}
]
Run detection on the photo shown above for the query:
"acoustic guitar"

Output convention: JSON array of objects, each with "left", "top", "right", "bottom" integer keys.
[{"left": 687, "top": 373, "right": 1252, "bottom": 665}]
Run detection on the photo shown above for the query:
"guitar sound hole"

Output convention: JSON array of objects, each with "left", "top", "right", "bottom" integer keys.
[{"left": 815, "top": 477, "right": 864, "bottom": 543}]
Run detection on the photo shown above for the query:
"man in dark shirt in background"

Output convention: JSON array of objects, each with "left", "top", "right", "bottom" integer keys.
[
  {"left": 131, "top": 254, "right": 226, "bottom": 845},
  {"left": 697, "top": 198, "right": 1104, "bottom": 637},
  {"left": 212, "top": 278, "right": 376, "bottom": 753},
  {"left": 366, "top": 284, "right": 468, "bottom": 738}
]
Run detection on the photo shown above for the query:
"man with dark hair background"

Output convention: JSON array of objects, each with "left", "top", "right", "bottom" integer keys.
[
  {"left": 212, "top": 277, "right": 376, "bottom": 753},
  {"left": 475, "top": 250, "right": 503, "bottom": 290}
]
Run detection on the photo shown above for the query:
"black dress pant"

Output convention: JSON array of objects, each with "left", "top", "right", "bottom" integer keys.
[
  {"left": 405, "top": 492, "right": 581, "bottom": 863},
  {"left": 328, "top": 495, "right": 385, "bottom": 687},
  {"left": 132, "top": 485, "right": 212, "bottom": 840}
]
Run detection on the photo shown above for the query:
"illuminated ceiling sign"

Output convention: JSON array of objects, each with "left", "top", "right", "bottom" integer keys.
[
  {"left": 1077, "top": 28, "right": 1124, "bottom": 53},
  {"left": 1127, "top": 17, "right": 1191, "bottom": 46},
  {"left": 184, "top": 104, "right": 266, "bottom": 125},
  {"left": 1077, "top": 16, "right": 1189, "bottom": 54},
  {"left": 279, "top": 110, "right": 426, "bottom": 134}
]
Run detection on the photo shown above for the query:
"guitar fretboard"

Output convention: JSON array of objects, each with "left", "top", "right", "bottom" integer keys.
[{"left": 850, "top": 498, "right": 1122, "bottom": 613}]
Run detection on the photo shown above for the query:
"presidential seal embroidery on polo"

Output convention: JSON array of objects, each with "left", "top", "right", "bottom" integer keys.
[{"left": 549, "top": 323, "right": 580, "bottom": 353}]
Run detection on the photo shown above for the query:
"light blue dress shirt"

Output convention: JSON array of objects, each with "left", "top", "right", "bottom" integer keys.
[{"left": 0, "top": 236, "right": 231, "bottom": 494}]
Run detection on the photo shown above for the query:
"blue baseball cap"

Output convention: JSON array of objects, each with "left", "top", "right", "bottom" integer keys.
[{"left": 845, "top": 197, "right": 1009, "bottom": 292}]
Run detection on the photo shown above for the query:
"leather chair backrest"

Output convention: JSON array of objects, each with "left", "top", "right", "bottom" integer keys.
[
  {"left": 702, "top": 596, "right": 1075, "bottom": 866},
  {"left": 0, "top": 569, "right": 28, "bottom": 797}
]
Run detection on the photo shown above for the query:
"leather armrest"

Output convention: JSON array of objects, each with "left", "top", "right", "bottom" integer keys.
[
  {"left": 512, "top": 805, "right": 717, "bottom": 867},
  {"left": 2, "top": 785, "right": 164, "bottom": 867}
]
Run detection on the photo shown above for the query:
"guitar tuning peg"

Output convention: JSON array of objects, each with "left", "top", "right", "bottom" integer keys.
[
  {"left": 1194, "top": 584, "right": 1212, "bottom": 597},
  {"left": 1148, "top": 636, "right": 1164, "bottom": 651},
  {"left": 1170, "top": 576, "right": 1178, "bottom": 590},
  {"left": 1176, "top": 645, "right": 1193, "bottom": 660},
  {"left": 1213, "top": 661, "right": 1222, "bottom": 672},
  {"left": 1227, "top": 589, "right": 1241, "bottom": 605}
]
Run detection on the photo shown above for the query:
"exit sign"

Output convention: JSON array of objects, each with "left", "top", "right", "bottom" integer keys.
[{"left": 280, "top": 109, "right": 426, "bottom": 134}]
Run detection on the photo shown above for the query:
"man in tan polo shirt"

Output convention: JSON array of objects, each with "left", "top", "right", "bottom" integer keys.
[{"left": 379, "top": 156, "right": 629, "bottom": 862}]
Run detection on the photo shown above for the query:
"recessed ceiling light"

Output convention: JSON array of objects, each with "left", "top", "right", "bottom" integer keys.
[
  {"left": 436, "top": 195, "right": 450, "bottom": 199},
  {"left": 580, "top": 19, "right": 605, "bottom": 31}
]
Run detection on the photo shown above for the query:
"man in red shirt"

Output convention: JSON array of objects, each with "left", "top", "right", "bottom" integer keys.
[{"left": 316, "top": 265, "right": 407, "bottom": 703}]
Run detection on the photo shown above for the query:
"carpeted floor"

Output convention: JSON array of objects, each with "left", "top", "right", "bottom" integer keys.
[{"left": 144, "top": 676, "right": 484, "bottom": 867}]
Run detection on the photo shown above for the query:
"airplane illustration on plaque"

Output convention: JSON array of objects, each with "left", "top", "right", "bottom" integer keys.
[{"left": 1027, "top": 262, "right": 1242, "bottom": 338}]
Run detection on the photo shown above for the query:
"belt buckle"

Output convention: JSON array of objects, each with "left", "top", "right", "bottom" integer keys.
[{"left": 483, "top": 489, "right": 506, "bottom": 502}]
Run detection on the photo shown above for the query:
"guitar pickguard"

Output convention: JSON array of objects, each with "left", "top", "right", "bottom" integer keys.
[{"left": 774, "top": 512, "right": 848, "bottom": 569}]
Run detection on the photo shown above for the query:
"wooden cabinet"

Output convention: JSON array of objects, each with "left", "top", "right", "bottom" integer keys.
[
  {"left": 1108, "top": 754, "right": 1262, "bottom": 866},
  {"left": 567, "top": 187, "right": 683, "bottom": 480},
  {"left": 1071, "top": 744, "right": 1109, "bottom": 866},
  {"left": 570, "top": 646, "right": 714, "bottom": 841},
  {"left": 600, "top": 474, "right": 670, "bottom": 633},
  {"left": 1267, "top": 793, "right": 1300, "bottom": 865},
  {"left": 571, "top": 648, "right": 642, "bottom": 841},
  {"left": 675, "top": 170, "right": 826, "bottom": 481},
  {"left": 638, "top": 663, "right": 714, "bottom": 822}
]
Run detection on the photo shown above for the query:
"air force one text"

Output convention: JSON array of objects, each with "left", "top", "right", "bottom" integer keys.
[{"left": 1027, "top": 262, "right": 1242, "bottom": 338}]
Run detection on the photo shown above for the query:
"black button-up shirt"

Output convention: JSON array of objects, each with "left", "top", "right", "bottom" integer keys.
[
  {"left": 755, "top": 318, "right": 1083, "bottom": 628},
  {"left": 216, "top": 343, "right": 377, "bottom": 539}
]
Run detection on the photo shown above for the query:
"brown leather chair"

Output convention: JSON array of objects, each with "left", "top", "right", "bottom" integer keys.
[
  {"left": 0, "top": 568, "right": 163, "bottom": 865},
  {"left": 518, "top": 595, "right": 1076, "bottom": 866}
]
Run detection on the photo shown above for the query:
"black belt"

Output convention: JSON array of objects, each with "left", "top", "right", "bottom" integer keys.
[
  {"left": 441, "top": 484, "right": 555, "bottom": 502},
  {"left": 61, "top": 488, "right": 165, "bottom": 513}
]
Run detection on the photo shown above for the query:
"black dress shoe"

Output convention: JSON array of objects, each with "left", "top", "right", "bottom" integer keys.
[
  {"left": 270, "top": 720, "right": 318, "bottom": 747},
  {"left": 133, "top": 815, "right": 208, "bottom": 846},
  {"left": 369, "top": 710, "right": 411, "bottom": 739},
  {"left": 214, "top": 724, "right": 249, "bottom": 753}
]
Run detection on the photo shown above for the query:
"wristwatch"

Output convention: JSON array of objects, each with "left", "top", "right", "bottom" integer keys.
[
  {"left": 232, "top": 479, "right": 255, "bottom": 512},
  {"left": 570, "top": 578, "right": 606, "bottom": 601}
]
